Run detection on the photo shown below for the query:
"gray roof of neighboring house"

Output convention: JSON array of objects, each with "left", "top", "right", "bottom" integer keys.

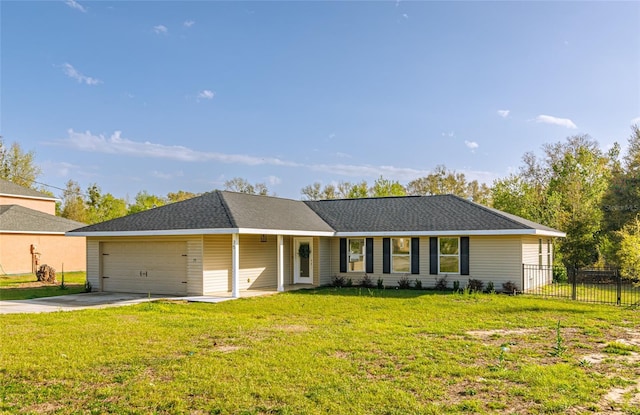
[
  {"left": 0, "top": 178, "right": 56, "bottom": 200},
  {"left": 304, "top": 194, "right": 560, "bottom": 233},
  {"left": 68, "top": 191, "right": 563, "bottom": 236},
  {"left": 0, "top": 205, "right": 85, "bottom": 233},
  {"left": 69, "top": 191, "right": 334, "bottom": 234}
]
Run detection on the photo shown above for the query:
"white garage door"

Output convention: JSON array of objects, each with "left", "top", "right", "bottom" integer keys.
[{"left": 101, "top": 242, "right": 188, "bottom": 295}]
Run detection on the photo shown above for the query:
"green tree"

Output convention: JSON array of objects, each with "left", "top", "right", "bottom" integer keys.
[
  {"left": 85, "top": 184, "right": 127, "bottom": 223},
  {"left": 369, "top": 176, "right": 406, "bottom": 197},
  {"left": 0, "top": 138, "right": 41, "bottom": 188},
  {"left": 167, "top": 190, "right": 198, "bottom": 203},
  {"left": 406, "top": 165, "right": 490, "bottom": 204},
  {"left": 616, "top": 217, "right": 640, "bottom": 280},
  {"left": 347, "top": 181, "right": 369, "bottom": 199},
  {"left": 60, "top": 180, "right": 88, "bottom": 223},
  {"left": 128, "top": 191, "right": 167, "bottom": 215}
]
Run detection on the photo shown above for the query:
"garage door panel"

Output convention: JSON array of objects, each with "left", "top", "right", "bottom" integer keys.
[{"left": 102, "top": 242, "right": 188, "bottom": 295}]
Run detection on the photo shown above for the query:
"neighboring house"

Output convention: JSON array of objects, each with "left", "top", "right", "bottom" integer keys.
[
  {"left": 0, "top": 179, "right": 86, "bottom": 275},
  {"left": 68, "top": 191, "right": 565, "bottom": 297}
]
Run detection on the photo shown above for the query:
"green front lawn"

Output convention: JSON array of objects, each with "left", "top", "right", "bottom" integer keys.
[
  {"left": 1, "top": 289, "right": 638, "bottom": 414},
  {"left": 0, "top": 272, "right": 87, "bottom": 300}
]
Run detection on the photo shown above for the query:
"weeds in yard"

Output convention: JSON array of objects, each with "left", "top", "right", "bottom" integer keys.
[
  {"left": 453, "top": 280, "right": 460, "bottom": 291},
  {"left": 551, "top": 320, "right": 567, "bottom": 357}
]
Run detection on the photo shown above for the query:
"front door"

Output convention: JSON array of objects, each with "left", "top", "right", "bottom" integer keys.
[{"left": 294, "top": 238, "right": 313, "bottom": 284}]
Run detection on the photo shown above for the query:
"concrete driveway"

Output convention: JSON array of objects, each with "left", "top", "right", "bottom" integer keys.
[{"left": 0, "top": 292, "right": 164, "bottom": 314}]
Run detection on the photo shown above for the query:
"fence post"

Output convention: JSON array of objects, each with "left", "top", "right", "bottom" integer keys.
[
  {"left": 616, "top": 268, "right": 621, "bottom": 306},
  {"left": 571, "top": 267, "right": 577, "bottom": 301},
  {"left": 522, "top": 263, "right": 525, "bottom": 292}
]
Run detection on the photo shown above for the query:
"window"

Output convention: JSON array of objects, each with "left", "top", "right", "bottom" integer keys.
[
  {"left": 392, "top": 238, "right": 410, "bottom": 273},
  {"left": 538, "top": 238, "right": 543, "bottom": 267},
  {"left": 348, "top": 239, "right": 365, "bottom": 272},
  {"left": 439, "top": 237, "right": 459, "bottom": 273}
]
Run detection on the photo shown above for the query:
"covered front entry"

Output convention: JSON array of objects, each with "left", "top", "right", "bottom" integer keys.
[
  {"left": 293, "top": 237, "right": 313, "bottom": 284},
  {"left": 101, "top": 241, "right": 188, "bottom": 295}
]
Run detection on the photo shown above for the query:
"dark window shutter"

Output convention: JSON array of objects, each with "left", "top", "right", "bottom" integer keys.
[
  {"left": 382, "top": 238, "right": 390, "bottom": 274},
  {"left": 429, "top": 237, "right": 438, "bottom": 275},
  {"left": 366, "top": 238, "right": 374, "bottom": 273},
  {"left": 461, "top": 236, "right": 470, "bottom": 275},
  {"left": 339, "top": 238, "right": 347, "bottom": 273},
  {"left": 411, "top": 237, "right": 420, "bottom": 274}
]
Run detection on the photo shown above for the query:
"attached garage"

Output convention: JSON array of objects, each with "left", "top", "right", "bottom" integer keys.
[{"left": 101, "top": 241, "right": 188, "bottom": 295}]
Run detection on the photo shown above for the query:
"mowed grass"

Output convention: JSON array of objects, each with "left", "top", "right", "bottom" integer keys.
[
  {"left": 0, "top": 272, "right": 86, "bottom": 300},
  {"left": 1, "top": 289, "right": 638, "bottom": 414}
]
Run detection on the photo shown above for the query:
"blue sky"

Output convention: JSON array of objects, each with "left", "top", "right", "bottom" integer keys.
[{"left": 2, "top": 1, "right": 639, "bottom": 200}]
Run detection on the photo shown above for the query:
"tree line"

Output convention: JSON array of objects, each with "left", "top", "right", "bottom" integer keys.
[{"left": 2, "top": 126, "right": 639, "bottom": 277}]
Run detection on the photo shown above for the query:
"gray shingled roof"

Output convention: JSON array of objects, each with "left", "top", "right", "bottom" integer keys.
[
  {"left": 0, "top": 178, "right": 56, "bottom": 200},
  {"left": 304, "top": 194, "right": 560, "bottom": 233},
  {"left": 0, "top": 205, "right": 85, "bottom": 233},
  {"left": 221, "top": 191, "right": 334, "bottom": 232},
  {"left": 68, "top": 191, "right": 562, "bottom": 235},
  {"left": 70, "top": 191, "right": 234, "bottom": 233}
]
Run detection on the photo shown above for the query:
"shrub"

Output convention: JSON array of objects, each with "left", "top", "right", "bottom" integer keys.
[
  {"left": 360, "top": 274, "right": 374, "bottom": 288},
  {"left": 414, "top": 279, "right": 423, "bottom": 290},
  {"left": 376, "top": 278, "right": 384, "bottom": 289},
  {"left": 553, "top": 266, "right": 568, "bottom": 283},
  {"left": 453, "top": 280, "right": 460, "bottom": 291},
  {"left": 84, "top": 279, "right": 92, "bottom": 293},
  {"left": 331, "top": 275, "right": 346, "bottom": 287},
  {"left": 467, "top": 279, "right": 484, "bottom": 292},
  {"left": 345, "top": 278, "right": 353, "bottom": 287},
  {"left": 434, "top": 275, "right": 448, "bottom": 290},
  {"left": 485, "top": 281, "right": 495, "bottom": 293},
  {"left": 502, "top": 281, "right": 518, "bottom": 294},
  {"left": 397, "top": 274, "right": 412, "bottom": 289}
]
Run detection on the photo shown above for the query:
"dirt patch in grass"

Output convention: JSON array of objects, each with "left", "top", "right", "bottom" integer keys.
[{"left": 466, "top": 328, "right": 537, "bottom": 339}]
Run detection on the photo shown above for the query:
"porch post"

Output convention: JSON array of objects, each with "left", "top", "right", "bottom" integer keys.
[
  {"left": 277, "top": 235, "right": 284, "bottom": 292},
  {"left": 232, "top": 233, "right": 240, "bottom": 298}
]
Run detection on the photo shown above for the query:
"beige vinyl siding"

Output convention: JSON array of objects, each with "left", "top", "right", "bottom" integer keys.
[
  {"left": 238, "top": 234, "right": 277, "bottom": 290},
  {"left": 521, "top": 236, "right": 540, "bottom": 266},
  {"left": 318, "top": 237, "right": 332, "bottom": 286},
  {"left": 521, "top": 235, "right": 552, "bottom": 290},
  {"left": 186, "top": 238, "right": 204, "bottom": 295},
  {"left": 203, "top": 234, "right": 231, "bottom": 294},
  {"left": 469, "top": 236, "right": 523, "bottom": 290},
  {"left": 87, "top": 239, "right": 100, "bottom": 291}
]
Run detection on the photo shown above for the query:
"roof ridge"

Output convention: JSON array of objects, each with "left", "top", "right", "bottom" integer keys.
[
  {"left": 216, "top": 190, "right": 239, "bottom": 228},
  {"left": 449, "top": 194, "right": 535, "bottom": 229}
]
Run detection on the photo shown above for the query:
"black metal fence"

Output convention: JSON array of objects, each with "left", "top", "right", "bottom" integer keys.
[{"left": 523, "top": 264, "right": 640, "bottom": 306}]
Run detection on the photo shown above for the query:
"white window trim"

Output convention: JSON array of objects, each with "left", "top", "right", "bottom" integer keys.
[
  {"left": 347, "top": 238, "right": 366, "bottom": 272},
  {"left": 438, "top": 237, "right": 460, "bottom": 274},
  {"left": 391, "top": 237, "right": 411, "bottom": 274}
]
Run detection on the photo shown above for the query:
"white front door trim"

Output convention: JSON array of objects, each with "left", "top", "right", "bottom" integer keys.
[{"left": 293, "top": 237, "right": 313, "bottom": 284}]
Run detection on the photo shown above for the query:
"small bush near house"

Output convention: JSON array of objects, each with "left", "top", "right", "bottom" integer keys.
[
  {"left": 453, "top": 280, "right": 460, "bottom": 291},
  {"left": 360, "top": 274, "right": 374, "bottom": 288},
  {"left": 434, "top": 275, "right": 448, "bottom": 290},
  {"left": 502, "top": 281, "right": 518, "bottom": 294},
  {"left": 485, "top": 281, "right": 495, "bottom": 293},
  {"left": 345, "top": 278, "right": 353, "bottom": 287},
  {"left": 397, "top": 274, "right": 412, "bottom": 289},
  {"left": 331, "top": 275, "right": 346, "bottom": 287},
  {"left": 376, "top": 278, "right": 384, "bottom": 289},
  {"left": 467, "top": 279, "right": 484, "bottom": 292},
  {"left": 414, "top": 279, "right": 423, "bottom": 290}
]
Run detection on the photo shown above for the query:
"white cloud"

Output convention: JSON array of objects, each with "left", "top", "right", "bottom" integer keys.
[
  {"left": 441, "top": 131, "right": 455, "bottom": 138},
  {"left": 265, "top": 175, "right": 282, "bottom": 186},
  {"left": 497, "top": 109, "right": 510, "bottom": 118},
  {"left": 197, "top": 90, "right": 215, "bottom": 101},
  {"left": 153, "top": 25, "right": 168, "bottom": 35},
  {"left": 183, "top": 20, "right": 195, "bottom": 28},
  {"left": 464, "top": 141, "right": 479, "bottom": 150},
  {"left": 61, "top": 63, "right": 101, "bottom": 85},
  {"left": 336, "top": 152, "right": 351, "bottom": 159},
  {"left": 65, "top": 0, "right": 86, "bottom": 13},
  {"left": 152, "top": 170, "right": 184, "bottom": 179},
  {"left": 328, "top": 133, "right": 336, "bottom": 139},
  {"left": 631, "top": 116, "right": 640, "bottom": 125},
  {"left": 54, "top": 129, "right": 499, "bottom": 184},
  {"left": 56, "top": 130, "right": 300, "bottom": 167},
  {"left": 535, "top": 114, "right": 577, "bottom": 129},
  {"left": 402, "top": 14, "right": 408, "bottom": 19}
]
